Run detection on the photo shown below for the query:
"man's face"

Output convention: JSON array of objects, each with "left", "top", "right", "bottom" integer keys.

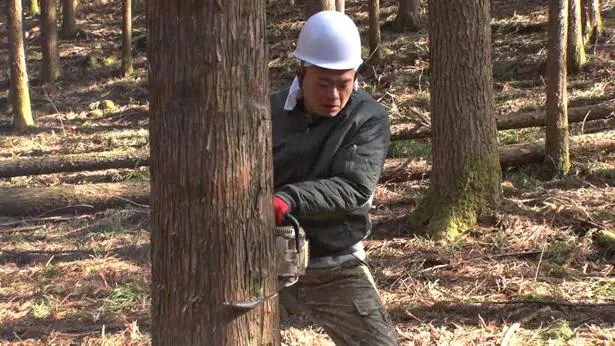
[{"left": 301, "top": 66, "right": 356, "bottom": 117}]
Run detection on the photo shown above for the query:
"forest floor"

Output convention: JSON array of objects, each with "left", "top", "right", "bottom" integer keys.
[{"left": 0, "top": 0, "right": 614, "bottom": 344}]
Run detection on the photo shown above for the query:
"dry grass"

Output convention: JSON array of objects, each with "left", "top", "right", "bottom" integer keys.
[{"left": 0, "top": 0, "right": 614, "bottom": 344}]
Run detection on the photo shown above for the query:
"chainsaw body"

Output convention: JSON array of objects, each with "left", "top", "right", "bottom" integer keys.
[{"left": 274, "top": 214, "right": 309, "bottom": 288}]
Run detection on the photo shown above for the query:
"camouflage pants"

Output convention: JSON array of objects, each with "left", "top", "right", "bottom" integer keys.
[{"left": 279, "top": 258, "right": 399, "bottom": 346}]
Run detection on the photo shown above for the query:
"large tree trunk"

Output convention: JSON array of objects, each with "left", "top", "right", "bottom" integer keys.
[
  {"left": 41, "top": 0, "right": 61, "bottom": 82},
  {"left": 395, "top": 0, "right": 420, "bottom": 32},
  {"left": 7, "top": 0, "right": 35, "bottom": 131},
  {"left": 0, "top": 150, "right": 149, "bottom": 178},
  {"left": 121, "top": 0, "right": 133, "bottom": 76},
  {"left": 416, "top": 0, "right": 501, "bottom": 239},
  {"left": 368, "top": 0, "right": 381, "bottom": 63},
  {"left": 147, "top": 0, "right": 278, "bottom": 345},
  {"left": 390, "top": 103, "right": 615, "bottom": 141},
  {"left": 309, "top": 0, "right": 335, "bottom": 17},
  {"left": 60, "top": 0, "right": 77, "bottom": 38},
  {"left": 568, "top": 0, "right": 586, "bottom": 71},
  {"left": 546, "top": 0, "right": 570, "bottom": 177},
  {"left": 30, "top": 0, "right": 40, "bottom": 15},
  {"left": 335, "top": 0, "right": 344, "bottom": 13}
]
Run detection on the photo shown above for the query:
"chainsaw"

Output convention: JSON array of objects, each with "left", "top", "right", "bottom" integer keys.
[
  {"left": 274, "top": 213, "right": 309, "bottom": 288},
  {"left": 225, "top": 213, "right": 309, "bottom": 310}
]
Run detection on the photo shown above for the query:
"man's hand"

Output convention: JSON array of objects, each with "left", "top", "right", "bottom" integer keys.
[{"left": 273, "top": 196, "right": 289, "bottom": 225}]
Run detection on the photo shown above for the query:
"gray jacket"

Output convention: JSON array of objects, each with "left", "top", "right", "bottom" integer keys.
[{"left": 272, "top": 89, "right": 390, "bottom": 257}]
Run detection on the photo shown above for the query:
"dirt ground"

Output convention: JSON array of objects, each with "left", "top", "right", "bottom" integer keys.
[{"left": 0, "top": 0, "right": 614, "bottom": 344}]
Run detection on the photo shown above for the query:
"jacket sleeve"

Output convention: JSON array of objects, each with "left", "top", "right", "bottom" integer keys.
[{"left": 275, "top": 112, "right": 390, "bottom": 219}]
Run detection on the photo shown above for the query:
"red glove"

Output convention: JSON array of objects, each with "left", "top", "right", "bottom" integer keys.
[{"left": 273, "top": 196, "right": 289, "bottom": 225}]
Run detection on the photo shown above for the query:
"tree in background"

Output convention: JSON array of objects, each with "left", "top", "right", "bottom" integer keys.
[
  {"left": 41, "top": 0, "right": 61, "bottom": 82},
  {"left": 30, "top": 0, "right": 40, "bottom": 15},
  {"left": 412, "top": 0, "right": 501, "bottom": 239},
  {"left": 568, "top": 0, "right": 586, "bottom": 71},
  {"left": 546, "top": 0, "right": 571, "bottom": 177},
  {"left": 336, "top": 0, "right": 344, "bottom": 13},
  {"left": 121, "top": 0, "right": 133, "bottom": 76},
  {"left": 8, "top": 0, "right": 35, "bottom": 131},
  {"left": 394, "top": 0, "right": 420, "bottom": 32},
  {"left": 582, "top": 0, "right": 604, "bottom": 45},
  {"left": 368, "top": 0, "right": 381, "bottom": 62},
  {"left": 148, "top": 0, "right": 279, "bottom": 344},
  {"left": 309, "top": 0, "right": 335, "bottom": 16},
  {"left": 60, "top": 0, "right": 77, "bottom": 38}
]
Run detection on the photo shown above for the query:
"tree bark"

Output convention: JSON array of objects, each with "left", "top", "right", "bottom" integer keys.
[
  {"left": 568, "top": 0, "right": 586, "bottom": 72},
  {"left": 382, "top": 131, "right": 615, "bottom": 182},
  {"left": 416, "top": 0, "right": 501, "bottom": 239},
  {"left": 309, "top": 0, "right": 336, "bottom": 17},
  {"left": 546, "top": 0, "right": 570, "bottom": 177},
  {"left": 30, "top": 0, "right": 40, "bottom": 15},
  {"left": 368, "top": 0, "right": 381, "bottom": 63},
  {"left": 0, "top": 182, "right": 150, "bottom": 217},
  {"left": 0, "top": 150, "right": 149, "bottom": 178},
  {"left": 335, "top": 0, "right": 344, "bottom": 13},
  {"left": 395, "top": 0, "right": 420, "bottom": 32},
  {"left": 60, "top": 0, "right": 77, "bottom": 39},
  {"left": 147, "top": 0, "right": 278, "bottom": 345},
  {"left": 41, "top": 0, "right": 61, "bottom": 83},
  {"left": 7, "top": 0, "right": 35, "bottom": 131},
  {"left": 390, "top": 103, "right": 615, "bottom": 141},
  {"left": 121, "top": 0, "right": 133, "bottom": 76}
]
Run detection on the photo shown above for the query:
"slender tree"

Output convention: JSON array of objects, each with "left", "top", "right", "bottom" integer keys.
[
  {"left": 582, "top": 0, "right": 604, "bottom": 44},
  {"left": 8, "top": 0, "right": 35, "bottom": 131},
  {"left": 60, "top": 0, "right": 77, "bottom": 38},
  {"left": 395, "top": 0, "right": 420, "bottom": 31},
  {"left": 336, "top": 0, "right": 344, "bottom": 13},
  {"left": 121, "top": 0, "right": 133, "bottom": 76},
  {"left": 309, "top": 0, "right": 335, "bottom": 16},
  {"left": 41, "top": 0, "right": 61, "bottom": 82},
  {"left": 412, "top": 0, "right": 501, "bottom": 238},
  {"left": 148, "top": 0, "right": 279, "bottom": 344},
  {"left": 545, "top": 0, "right": 570, "bottom": 177},
  {"left": 30, "top": 0, "right": 40, "bottom": 15},
  {"left": 568, "top": 0, "right": 586, "bottom": 71},
  {"left": 368, "top": 0, "right": 381, "bottom": 62}
]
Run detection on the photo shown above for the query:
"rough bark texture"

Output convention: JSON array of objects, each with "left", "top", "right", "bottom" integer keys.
[
  {"left": 147, "top": 0, "right": 278, "bottom": 345},
  {"left": 394, "top": 0, "right": 420, "bottom": 31},
  {"left": 417, "top": 0, "right": 501, "bottom": 239},
  {"left": 0, "top": 182, "right": 150, "bottom": 217},
  {"left": 121, "top": 0, "right": 133, "bottom": 76},
  {"left": 383, "top": 131, "right": 615, "bottom": 183},
  {"left": 368, "top": 0, "right": 381, "bottom": 62},
  {"left": 568, "top": 0, "right": 586, "bottom": 71},
  {"left": 546, "top": 0, "right": 570, "bottom": 177},
  {"left": 30, "top": 0, "right": 40, "bottom": 15},
  {"left": 0, "top": 150, "right": 149, "bottom": 178},
  {"left": 309, "top": 0, "right": 335, "bottom": 16},
  {"left": 390, "top": 103, "right": 615, "bottom": 141},
  {"left": 60, "top": 0, "right": 77, "bottom": 38},
  {"left": 336, "top": 0, "right": 344, "bottom": 13},
  {"left": 41, "top": 0, "right": 61, "bottom": 82},
  {"left": 7, "top": 0, "right": 35, "bottom": 131}
]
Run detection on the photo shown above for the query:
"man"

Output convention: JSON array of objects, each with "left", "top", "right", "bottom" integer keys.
[{"left": 271, "top": 11, "right": 398, "bottom": 346}]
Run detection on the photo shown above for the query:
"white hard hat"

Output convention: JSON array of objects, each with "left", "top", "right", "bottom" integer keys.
[{"left": 295, "top": 11, "right": 363, "bottom": 70}]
